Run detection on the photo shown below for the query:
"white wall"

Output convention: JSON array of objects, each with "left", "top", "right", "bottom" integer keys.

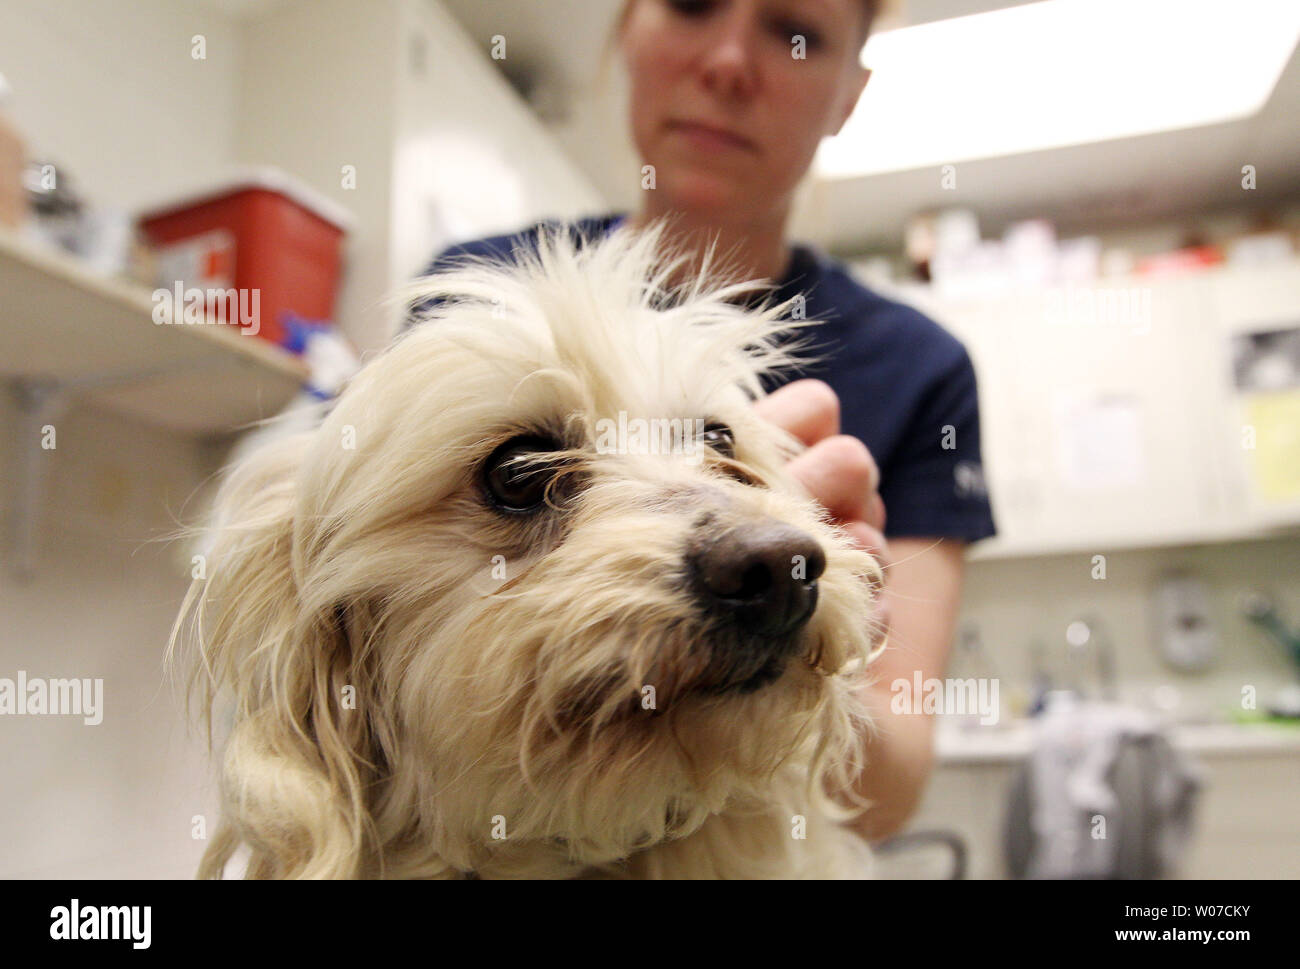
[
  {"left": 955, "top": 537, "right": 1300, "bottom": 717},
  {"left": 0, "top": 395, "right": 219, "bottom": 878},
  {"left": 390, "top": 0, "right": 605, "bottom": 290},
  {"left": 0, "top": 0, "right": 239, "bottom": 212},
  {"left": 233, "top": 0, "right": 605, "bottom": 352}
]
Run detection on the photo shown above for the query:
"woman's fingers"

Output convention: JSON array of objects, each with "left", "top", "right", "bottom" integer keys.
[
  {"left": 837, "top": 520, "right": 893, "bottom": 649},
  {"left": 752, "top": 378, "right": 840, "bottom": 447},
  {"left": 753, "top": 380, "right": 884, "bottom": 531},
  {"left": 783, "top": 434, "right": 884, "bottom": 531},
  {"left": 867, "top": 490, "right": 887, "bottom": 535},
  {"left": 838, "top": 519, "right": 890, "bottom": 568}
]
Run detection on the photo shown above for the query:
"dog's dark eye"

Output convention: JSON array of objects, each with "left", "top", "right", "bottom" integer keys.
[
  {"left": 700, "top": 422, "right": 736, "bottom": 459},
  {"left": 483, "top": 435, "right": 567, "bottom": 513}
]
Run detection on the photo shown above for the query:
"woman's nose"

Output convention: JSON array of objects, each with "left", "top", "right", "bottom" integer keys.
[{"left": 697, "top": 6, "right": 761, "bottom": 98}]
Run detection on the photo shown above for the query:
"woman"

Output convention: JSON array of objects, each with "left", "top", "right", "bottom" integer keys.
[{"left": 415, "top": 0, "right": 996, "bottom": 842}]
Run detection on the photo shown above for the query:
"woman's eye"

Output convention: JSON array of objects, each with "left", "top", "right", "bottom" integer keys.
[
  {"left": 700, "top": 422, "right": 736, "bottom": 459},
  {"left": 483, "top": 436, "right": 566, "bottom": 512},
  {"left": 776, "top": 21, "right": 823, "bottom": 50},
  {"left": 665, "top": 2, "right": 823, "bottom": 50},
  {"left": 667, "top": 0, "right": 715, "bottom": 17}
]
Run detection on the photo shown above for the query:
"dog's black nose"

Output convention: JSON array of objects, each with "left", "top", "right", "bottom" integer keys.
[{"left": 689, "top": 525, "right": 825, "bottom": 637}]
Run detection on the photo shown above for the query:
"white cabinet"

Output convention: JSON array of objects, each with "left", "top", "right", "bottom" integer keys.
[
  {"left": 893, "top": 263, "right": 1300, "bottom": 558},
  {"left": 1204, "top": 264, "right": 1300, "bottom": 531},
  {"left": 1180, "top": 751, "right": 1300, "bottom": 879}
]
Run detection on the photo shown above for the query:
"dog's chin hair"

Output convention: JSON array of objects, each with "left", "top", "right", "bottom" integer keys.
[
  {"left": 375, "top": 636, "right": 872, "bottom": 878},
  {"left": 367, "top": 679, "right": 870, "bottom": 879},
  {"left": 169, "top": 215, "right": 884, "bottom": 879}
]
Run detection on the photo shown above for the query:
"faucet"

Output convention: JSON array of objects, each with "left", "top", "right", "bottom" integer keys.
[
  {"left": 1240, "top": 592, "right": 1300, "bottom": 674},
  {"left": 1064, "top": 615, "right": 1117, "bottom": 701}
]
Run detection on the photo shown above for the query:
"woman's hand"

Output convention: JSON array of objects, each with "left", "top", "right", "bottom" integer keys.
[
  {"left": 752, "top": 377, "right": 890, "bottom": 556},
  {"left": 754, "top": 379, "right": 972, "bottom": 842},
  {"left": 752, "top": 379, "right": 893, "bottom": 633}
]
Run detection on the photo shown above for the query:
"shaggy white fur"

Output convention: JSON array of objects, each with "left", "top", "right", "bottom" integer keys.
[{"left": 170, "top": 218, "right": 887, "bottom": 879}]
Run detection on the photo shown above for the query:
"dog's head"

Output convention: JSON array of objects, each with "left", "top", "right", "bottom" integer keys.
[{"left": 174, "top": 220, "right": 885, "bottom": 878}]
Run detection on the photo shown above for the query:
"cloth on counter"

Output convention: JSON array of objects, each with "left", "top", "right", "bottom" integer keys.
[{"left": 1022, "top": 695, "right": 1203, "bottom": 879}]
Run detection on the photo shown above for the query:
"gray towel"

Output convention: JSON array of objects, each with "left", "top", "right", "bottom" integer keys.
[{"left": 1008, "top": 694, "right": 1203, "bottom": 879}]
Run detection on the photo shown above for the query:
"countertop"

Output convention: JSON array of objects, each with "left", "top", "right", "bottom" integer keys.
[{"left": 934, "top": 716, "right": 1300, "bottom": 764}]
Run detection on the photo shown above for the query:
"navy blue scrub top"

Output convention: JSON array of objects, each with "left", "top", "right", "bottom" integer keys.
[{"left": 407, "top": 212, "right": 997, "bottom": 545}]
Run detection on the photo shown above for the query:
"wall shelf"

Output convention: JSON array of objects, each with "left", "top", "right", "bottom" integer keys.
[{"left": 0, "top": 229, "right": 307, "bottom": 435}]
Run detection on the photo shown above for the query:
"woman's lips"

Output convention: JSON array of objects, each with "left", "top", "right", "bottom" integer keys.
[{"left": 669, "top": 121, "right": 755, "bottom": 153}]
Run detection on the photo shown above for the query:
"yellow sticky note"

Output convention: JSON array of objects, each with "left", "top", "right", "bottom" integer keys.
[{"left": 1247, "top": 391, "right": 1300, "bottom": 502}]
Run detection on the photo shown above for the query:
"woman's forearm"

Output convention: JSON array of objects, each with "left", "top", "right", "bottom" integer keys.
[
  {"left": 841, "top": 537, "right": 967, "bottom": 841},
  {"left": 847, "top": 684, "right": 938, "bottom": 842}
]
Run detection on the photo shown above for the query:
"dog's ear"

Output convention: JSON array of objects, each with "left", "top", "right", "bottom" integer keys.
[{"left": 170, "top": 434, "right": 382, "bottom": 879}]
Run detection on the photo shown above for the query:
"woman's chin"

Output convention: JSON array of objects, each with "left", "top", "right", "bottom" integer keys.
[{"left": 659, "top": 173, "right": 751, "bottom": 215}]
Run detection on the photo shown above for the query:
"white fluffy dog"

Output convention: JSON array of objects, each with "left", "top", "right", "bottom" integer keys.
[{"left": 171, "top": 219, "right": 887, "bottom": 879}]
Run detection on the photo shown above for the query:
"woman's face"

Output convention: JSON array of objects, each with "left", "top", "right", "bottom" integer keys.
[{"left": 621, "top": 0, "right": 869, "bottom": 220}]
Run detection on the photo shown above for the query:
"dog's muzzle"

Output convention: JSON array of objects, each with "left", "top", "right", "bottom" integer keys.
[{"left": 686, "top": 522, "right": 825, "bottom": 690}]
